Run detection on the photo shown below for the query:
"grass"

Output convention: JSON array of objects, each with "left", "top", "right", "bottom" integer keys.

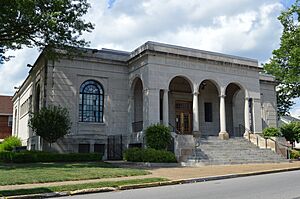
[
  {"left": 0, "top": 162, "right": 150, "bottom": 185},
  {"left": 0, "top": 178, "right": 168, "bottom": 197}
]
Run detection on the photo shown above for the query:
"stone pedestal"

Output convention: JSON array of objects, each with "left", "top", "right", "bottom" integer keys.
[
  {"left": 243, "top": 131, "right": 250, "bottom": 139},
  {"left": 219, "top": 131, "right": 229, "bottom": 140}
]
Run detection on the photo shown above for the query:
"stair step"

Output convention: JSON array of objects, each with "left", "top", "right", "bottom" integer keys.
[{"left": 185, "top": 136, "right": 288, "bottom": 165}]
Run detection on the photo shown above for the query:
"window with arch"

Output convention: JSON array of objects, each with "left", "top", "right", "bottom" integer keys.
[{"left": 79, "top": 80, "right": 104, "bottom": 123}]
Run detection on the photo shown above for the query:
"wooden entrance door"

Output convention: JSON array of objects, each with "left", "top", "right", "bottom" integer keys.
[{"left": 175, "top": 101, "right": 192, "bottom": 134}]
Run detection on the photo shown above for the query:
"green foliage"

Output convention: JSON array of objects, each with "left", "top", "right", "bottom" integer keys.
[
  {"left": 28, "top": 106, "right": 71, "bottom": 145},
  {"left": 0, "top": 136, "right": 22, "bottom": 152},
  {"left": 124, "top": 148, "right": 177, "bottom": 163},
  {"left": 281, "top": 122, "right": 300, "bottom": 144},
  {"left": 262, "top": 127, "right": 281, "bottom": 138},
  {"left": 263, "top": 1, "right": 300, "bottom": 115},
  {"left": 0, "top": 0, "right": 94, "bottom": 63},
  {"left": 290, "top": 149, "right": 300, "bottom": 159},
  {"left": 0, "top": 151, "right": 102, "bottom": 163},
  {"left": 145, "top": 124, "right": 172, "bottom": 150}
]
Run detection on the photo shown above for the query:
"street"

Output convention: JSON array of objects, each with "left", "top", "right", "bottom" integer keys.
[{"left": 58, "top": 170, "right": 300, "bottom": 199}]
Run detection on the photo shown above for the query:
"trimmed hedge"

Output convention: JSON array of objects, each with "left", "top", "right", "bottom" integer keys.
[
  {"left": 0, "top": 151, "right": 102, "bottom": 163},
  {"left": 145, "top": 124, "right": 172, "bottom": 150},
  {"left": 124, "top": 148, "right": 177, "bottom": 163}
]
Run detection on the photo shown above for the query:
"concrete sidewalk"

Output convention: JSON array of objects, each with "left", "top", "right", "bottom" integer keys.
[{"left": 1, "top": 161, "right": 300, "bottom": 191}]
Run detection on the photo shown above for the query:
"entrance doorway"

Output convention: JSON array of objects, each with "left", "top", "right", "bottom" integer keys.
[{"left": 175, "top": 101, "right": 192, "bottom": 134}]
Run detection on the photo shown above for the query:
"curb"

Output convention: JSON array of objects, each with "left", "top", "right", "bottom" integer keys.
[{"left": 4, "top": 166, "right": 300, "bottom": 199}]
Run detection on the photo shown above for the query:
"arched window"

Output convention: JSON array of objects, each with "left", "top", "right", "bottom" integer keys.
[{"left": 79, "top": 80, "right": 104, "bottom": 122}]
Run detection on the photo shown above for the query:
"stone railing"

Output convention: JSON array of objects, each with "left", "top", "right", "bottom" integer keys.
[{"left": 244, "top": 133, "right": 290, "bottom": 159}]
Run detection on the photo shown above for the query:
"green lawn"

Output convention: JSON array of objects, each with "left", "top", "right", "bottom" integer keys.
[
  {"left": 0, "top": 162, "right": 150, "bottom": 185},
  {"left": 0, "top": 178, "right": 168, "bottom": 197}
]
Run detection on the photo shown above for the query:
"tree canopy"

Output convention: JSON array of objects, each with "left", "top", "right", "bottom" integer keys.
[
  {"left": 0, "top": 0, "right": 94, "bottom": 63},
  {"left": 29, "top": 106, "right": 71, "bottom": 147},
  {"left": 264, "top": 0, "right": 300, "bottom": 116}
]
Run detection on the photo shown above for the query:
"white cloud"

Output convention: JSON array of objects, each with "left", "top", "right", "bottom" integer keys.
[
  {"left": 0, "top": 0, "right": 295, "bottom": 118},
  {"left": 0, "top": 49, "right": 39, "bottom": 95},
  {"left": 290, "top": 98, "right": 300, "bottom": 119}
]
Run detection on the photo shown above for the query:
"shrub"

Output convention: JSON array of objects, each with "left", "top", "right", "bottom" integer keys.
[
  {"left": 281, "top": 122, "right": 300, "bottom": 144},
  {"left": 262, "top": 127, "right": 281, "bottom": 138},
  {"left": 0, "top": 136, "right": 22, "bottom": 151},
  {"left": 124, "top": 148, "right": 177, "bottom": 163},
  {"left": 28, "top": 106, "right": 71, "bottom": 148},
  {"left": 290, "top": 150, "right": 300, "bottom": 159},
  {"left": 0, "top": 151, "right": 102, "bottom": 163},
  {"left": 145, "top": 124, "right": 171, "bottom": 150}
]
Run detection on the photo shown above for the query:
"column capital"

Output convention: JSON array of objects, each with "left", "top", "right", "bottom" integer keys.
[
  {"left": 193, "top": 91, "right": 199, "bottom": 95},
  {"left": 219, "top": 94, "right": 226, "bottom": 98}
]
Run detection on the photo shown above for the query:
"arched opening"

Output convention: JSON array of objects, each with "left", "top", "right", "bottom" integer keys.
[
  {"left": 79, "top": 80, "right": 104, "bottom": 123},
  {"left": 132, "top": 78, "right": 143, "bottom": 132},
  {"left": 169, "top": 76, "right": 193, "bottom": 134},
  {"left": 198, "top": 80, "right": 220, "bottom": 136},
  {"left": 225, "top": 83, "right": 245, "bottom": 137}
]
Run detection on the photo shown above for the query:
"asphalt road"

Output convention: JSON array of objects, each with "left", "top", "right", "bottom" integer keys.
[{"left": 59, "top": 170, "right": 300, "bottom": 199}]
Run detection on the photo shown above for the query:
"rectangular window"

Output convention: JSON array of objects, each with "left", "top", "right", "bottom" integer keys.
[
  {"left": 8, "top": 115, "right": 13, "bottom": 127},
  {"left": 78, "top": 144, "right": 90, "bottom": 153},
  {"left": 204, "top": 102, "right": 213, "bottom": 122},
  {"left": 94, "top": 144, "right": 105, "bottom": 155}
]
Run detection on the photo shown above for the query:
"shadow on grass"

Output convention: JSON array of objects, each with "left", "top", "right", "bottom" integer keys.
[
  {"left": 0, "top": 187, "right": 53, "bottom": 197},
  {"left": 0, "top": 162, "right": 118, "bottom": 170}
]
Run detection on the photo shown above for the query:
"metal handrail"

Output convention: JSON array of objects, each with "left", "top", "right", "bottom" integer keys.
[
  {"left": 132, "top": 121, "right": 143, "bottom": 132},
  {"left": 168, "top": 123, "right": 183, "bottom": 135},
  {"left": 267, "top": 137, "right": 292, "bottom": 159}
]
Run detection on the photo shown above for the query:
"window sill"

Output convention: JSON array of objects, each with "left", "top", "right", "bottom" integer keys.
[{"left": 78, "top": 122, "right": 106, "bottom": 126}]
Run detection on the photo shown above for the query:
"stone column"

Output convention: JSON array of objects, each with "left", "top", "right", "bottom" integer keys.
[
  {"left": 163, "top": 89, "right": 169, "bottom": 126},
  {"left": 193, "top": 92, "right": 199, "bottom": 133},
  {"left": 244, "top": 97, "right": 251, "bottom": 137},
  {"left": 219, "top": 94, "right": 229, "bottom": 140}
]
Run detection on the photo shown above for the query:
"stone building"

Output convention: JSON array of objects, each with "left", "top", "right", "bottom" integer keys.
[
  {"left": 12, "top": 41, "right": 277, "bottom": 159},
  {"left": 0, "top": 95, "right": 13, "bottom": 141}
]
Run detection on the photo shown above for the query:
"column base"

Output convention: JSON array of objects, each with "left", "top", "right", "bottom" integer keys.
[
  {"left": 243, "top": 131, "right": 250, "bottom": 139},
  {"left": 219, "top": 131, "right": 229, "bottom": 140}
]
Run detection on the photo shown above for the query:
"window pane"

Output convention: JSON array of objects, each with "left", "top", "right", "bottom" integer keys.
[
  {"left": 204, "top": 102, "right": 213, "bottom": 122},
  {"left": 79, "top": 80, "right": 104, "bottom": 122}
]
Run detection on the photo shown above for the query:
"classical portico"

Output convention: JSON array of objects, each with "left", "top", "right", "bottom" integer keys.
[
  {"left": 131, "top": 75, "right": 256, "bottom": 140},
  {"left": 128, "top": 42, "right": 265, "bottom": 140}
]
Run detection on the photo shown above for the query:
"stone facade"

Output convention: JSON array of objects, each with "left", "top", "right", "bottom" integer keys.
[{"left": 12, "top": 41, "right": 277, "bottom": 158}]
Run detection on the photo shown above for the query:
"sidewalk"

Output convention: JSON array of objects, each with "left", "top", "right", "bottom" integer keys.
[{"left": 1, "top": 161, "right": 300, "bottom": 191}]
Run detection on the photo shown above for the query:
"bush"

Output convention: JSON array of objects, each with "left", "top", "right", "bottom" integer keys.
[
  {"left": 124, "top": 148, "right": 177, "bottom": 163},
  {"left": 0, "top": 151, "right": 102, "bottom": 163},
  {"left": 145, "top": 124, "right": 172, "bottom": 150},
  {"left": 0, "top": 136, "right": 22, "bottom": 151},
  {"left": 262, "top": 127, "right": 281, "bottom": 138},
  {"left": 281, "top": 122, "right": 300, "bottom": 144},
  {"left": 290, "top": 150, "right": 300, "bottom": 159}
]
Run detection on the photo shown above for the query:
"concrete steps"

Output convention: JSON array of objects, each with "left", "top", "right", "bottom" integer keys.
[{"left": 184, "top": 136, "right": 288, "bottom": 166}]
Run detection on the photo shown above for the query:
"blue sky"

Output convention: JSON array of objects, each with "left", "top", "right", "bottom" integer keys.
[{"left": 0, "top": 0, "right": 299, "bottom": 118}]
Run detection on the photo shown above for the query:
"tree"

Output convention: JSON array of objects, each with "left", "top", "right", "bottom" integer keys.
[
  {"left": 29, "top": 106, "right": 71, "bottom": 148},
  {"left": 263, "top": 0, "right": 300, "bottom": 116},
  {"left": 281, "top": 122, "right": 300, "bottom": 146},
  {"left": 0, "top": 0, "right": 94, "bottom": 63}
]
